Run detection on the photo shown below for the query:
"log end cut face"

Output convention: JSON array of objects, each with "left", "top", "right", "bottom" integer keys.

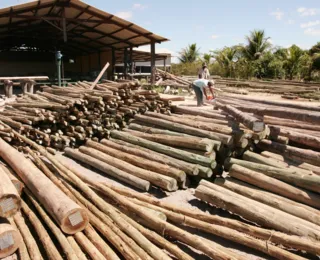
[
  {"left": 0, "top": 195, "right": 21, "bottom": 218},
  {"left": 0, "top": 225, "right": 22, "bottom": 258},
  {"left": 61, "top": 208, "right": 89, "bottom": 235},
  {"left": 252, "top": 122, "right": 265, "bottom": 133}
]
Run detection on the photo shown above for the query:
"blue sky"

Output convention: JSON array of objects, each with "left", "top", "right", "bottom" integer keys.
[{"left": 2, "top": 0, "right": 320, "bottom": 61}]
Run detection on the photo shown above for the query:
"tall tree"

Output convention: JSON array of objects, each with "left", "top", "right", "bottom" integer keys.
[
  {"left": 310, "top": 42, "right": 320, "bottom": 71},
  {"left": 212, "top": 46, "right": 239, "bottom": 77},
  {"left": 202, "top": 53, "right": 212, "bottom": 64},
  {"left": 241, "top": 30, "right": 272, "bottom": 61},
  {"left": 178, "top": 43, "right": 200, "bottom": 63},
  {"left": 281, "top": 45, "right": 306, "bottom": 80}
]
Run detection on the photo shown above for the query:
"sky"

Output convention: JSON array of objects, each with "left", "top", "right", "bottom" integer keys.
[{"left": 1, "top": 0, "right": 320, "bottom": 62}]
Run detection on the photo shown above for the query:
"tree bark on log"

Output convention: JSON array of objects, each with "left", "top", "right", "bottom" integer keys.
[
  {"left": 0, "top": 138, "right": 89, "bottom": 234},
  {"left": 101, "top": 138, "right": 199, "bottom": 176},
  {"left": 215, "top": 102, "right": 265, "bottom": 132},
  {"left": 195, "top": 180, "right": 320, "bottom": 240},
  {"left": 134, "top": 114, "right": 233, "bottom": 145},
  {"left": 215, "top": 177, "right": 320, "bottom": 226},
  {"left": 229, "top": 164, "right": 320, "bottom": 209},
  {"left": 8, "top": 218, "right": 30, "bottom": 260},
  {"left": 66, "top": 236, "right": 87, "bottom": 260},
  {"left": 0, "top": 164, "right": 24, "bottom": 195},
  {"left": 86, "top": 139, "right": 186, "bottom": 182},
  {"left": 257, "top": 139, "right": 320, "bottom": 167},
  {"left": 263, "top": 115, "right": 320, "bottom": 131},
  {"left": 111, "top": 130, "right": 216, "bottom": 169},
  {"left": 64, "top": 148, "right": 150, "bottom": 191},
  {"left": 74, "top": 232, "right": 105, "bottom": 260},
  {"left": 0, "top": 220, "right": 22, "bottom": 259},
  {"left": 0, "top": 166, "right": 20, "bottom": 218},
  {"left": 225, "top": 157, "right": 320, "bottom": 193},
  {"left": 171, "top": 105, "right": 228, "bottom": 120},
  {"left": 79, "top": 146, "right": 178, "bottom": 191}
]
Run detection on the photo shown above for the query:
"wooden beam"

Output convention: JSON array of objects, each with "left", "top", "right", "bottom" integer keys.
[{"left": 151, "top": 41, "right": 156, "bottom": 84}]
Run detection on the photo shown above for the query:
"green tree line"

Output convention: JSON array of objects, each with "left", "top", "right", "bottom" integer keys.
[{"left": 172, "top": 30, "right": 320, "bottom": 81}]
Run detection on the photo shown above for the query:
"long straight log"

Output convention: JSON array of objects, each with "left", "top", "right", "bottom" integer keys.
[
  {"left": 171, "top": 105, "right": 228, "bottom": 120},
  {"left": 263, "top": 115, "right": 320, "bottom": 131},
  {"left": 74, "top": 232, "right": 105, "bottom": 260},
  {"left": 8, "top": 218, "right": 30, "bottom": 260},
  {"left": 215, "top": 177, "right": 320, "bottom": 226},
  {"left": 124, "top": 128, "right": 215, "bottom": 153},
  {"left": 13, "top": 212, "right": 43, "bottom": 260},
  {"left": 0, "top": 166, "right": 20, "bottom": 217},
  {"left": 195, "top": 181, "right": 320, "bottom": 239},
  {"left": 134, "top": 114, "right": 233, "bottom": 145},
  {"left": 21, "top": 200, "right": 63, "bottom": 260},
  {"left": 66, "top": 237, "right": 87, "bottom": 260},
  {"left": 0, "top": 220, "right": 22, "bottom": 259},
  {"left": 257, "top": 139, "right": 320, "bottom": 167},
  {"left": 10, "top": 102, "right": 68, "bottom": 110},
  {"left": 64, "top": 148, "right": 150, "bottom": 191},
  {"left": 86, "top": 139, "right": 185, "bottom": 182},
  {"left": 130, "top": 197, "right": 306, "bottom": 260},
  {"left": 215, "top": 102, "right": 265, "bottom": 132},
  {"left": 101, "top": 138, "right": 199, "bottom": 176},
  {"left": 111, "top": 130, "right": 216, "bottom": 169},
  {"left": 0, "top": 138, "right": 89, "bottom": 234},
  {"left": 79, "top": 146, "right": 178, "bottom": 191},
  {"left": 173, "top": 113, "right": 230, "bottom": 126},
  {"left": 225, "top": 157, "right": 320, "bottom": 193},
  {"left": 229, "top": 164, "right": 320, "bottom": 209}
]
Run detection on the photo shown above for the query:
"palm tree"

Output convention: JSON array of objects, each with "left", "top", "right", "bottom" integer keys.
[
  {"left": 178, "top": 43, "right": 200, "bottom": 63},
  {"left": 212, "top": 46, "right": 239, "bottom": 77},
  {"left": 310, "top": 42, "right": 320, "bottom": 71},
  {"left": 241, "top": 30, "right": 272, "bottom": 60},
  {"left": 281, "top": 45, "right": 306, "bottom": 80},
  {"left": 202, "top": 53, "right": 212, "bottom": 64}
]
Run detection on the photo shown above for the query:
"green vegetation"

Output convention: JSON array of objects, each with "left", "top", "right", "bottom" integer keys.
[{"left": 172, "top": 30, "right": 320, "bottom": 81}]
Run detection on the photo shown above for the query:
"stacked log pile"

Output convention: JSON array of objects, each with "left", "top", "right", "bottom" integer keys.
[{"left": 0, "top": 81, "right": 173, "bottom": 150}]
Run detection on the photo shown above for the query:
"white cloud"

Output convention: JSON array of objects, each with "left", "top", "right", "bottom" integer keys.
[
  {"left": 211, "top": 35, "right": 220, "bottom": 39},
  {"left": 304, "top": 28, "right": 320, "bottom": 36},
  {"left": 300, "top": 20, "right": 320, "bottom": 28},
  {"left": 270, "top": 8, "right": 284, "bottom": 20},
  {"left": 287, "top": 19, "right": 295, "bottom": 25},
  {"left": 115, "top": 11, "right": 133, "bottom": 20},
  {"left": 297, "top": 7, "right": 319, "bottom": 16},
  {"left": 133, "top": 3, "right": 147, "bottom": 10}
]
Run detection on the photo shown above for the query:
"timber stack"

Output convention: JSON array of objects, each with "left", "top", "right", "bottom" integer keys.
[{"left": 0, "top": 80, "right": 172, "bottom": 150}]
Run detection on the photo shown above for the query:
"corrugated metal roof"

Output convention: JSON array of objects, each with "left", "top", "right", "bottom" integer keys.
[{"left": 0, "top": 0, "right": 168, "bottom": 54}]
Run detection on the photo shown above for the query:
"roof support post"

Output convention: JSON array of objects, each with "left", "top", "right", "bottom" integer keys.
[
  {"left": 124, "top": 48, "right": 128, "bottom": 79},
  {"left": 129, "top": 47, "right": 133, "bottom": 74},
  {"left": 111, "top": 48, "right": 115, "bottom": 80},
  {"left": 62, "top": 7, "right": 67, "bottom": 42},
  {"left": 164, "top": 58, "right": 166, "bottom": 72},
  {"left": 151, "top": 41, "right": 156, "bottom": 84}
]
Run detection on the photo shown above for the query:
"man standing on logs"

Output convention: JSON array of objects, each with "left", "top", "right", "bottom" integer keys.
[
  {"left": 198, "top": 63, "right": 210, "bottom": 79},
  {"left": 192, "top": 79, "right": 215, "bottom": 106}
]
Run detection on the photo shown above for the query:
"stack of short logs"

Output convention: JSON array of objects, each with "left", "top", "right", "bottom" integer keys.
[{"left": 0, "top": 80, "right": 172, "bottom": 150}]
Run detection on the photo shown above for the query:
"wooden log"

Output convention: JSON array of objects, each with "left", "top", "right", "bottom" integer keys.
[
  {"left": 129, "top": 198, "right": 306, "bottom": 260},
  {"left": 13, "top": 212, "right": 43, "bottom": 260},
  {"left": 64, "top": 148, "right": 150, "bottom": 191},
  {"left": 225, "top": 157, "right": 320, "bottom": 193},
  {"left": 10, "top": 102, "right": 68, "bottom": 110},
  {"left": 25, "top": 189, "right": 78, "bottom": 260},
  {"left": 111, "top": 130, "right": 216, "bottom": 169},
  {"left": 270, "top": 135, "right": 289, "bottom": 144},
  {"left": 134, "top": 114, "right": 233, "bottom": 145},
  {"left": 173, "top": 113, "right": 230, "bottom": 126},
  {"left": 101, "top": 138, "right": 199, "bottom": 176},
  {"left": 263, "top": 115, "right": 320, "bottom": 131},
  {"left": 105, "top": 181, "right": 320, "bottom": 255},
  {"left": 0, "top": 219, "right": 22, "bottom": 259},
  {"left": 257, "top": 139, "right": 320, "bottom": 167},
  {"left": 0, "top": 138, "right": 89, "bottom": 234},
  {"left": 269, "top": 126, "right": 320, "bottom": 150},
  {"left": 79, "top": 146, "right": 178, "bottom": 191},
  {"left": 215, "top": 177, "right": 320, "bottom": 226},
  {"left": 74, "top": 232, "right": 105, "bottom": 260},
  {"left": 0, "top": 166, "right": 20, "bottom": 217},
  {"left": 67, "top": 237, "right": 87, "bottom": 260},
  {"left": 8, "top": 218, "right": 30, "bottom": 260},
  {"left": 87, "top": 139, "right": 186, "bottom": 182},
  {"left": 124, "top": 128, "right": 216, "bottom": 153},
  {"left": 195, "top": 181, "right": 320, "bottom": 240},
  {"left": 143, "top": 111, "right": 239, "bottom": 138},
  {"left": 21, "top": 199, "right": 63, "bottom": 260},
  {"left": 215, "top": 102, "right": 265, "bottom": 132}
]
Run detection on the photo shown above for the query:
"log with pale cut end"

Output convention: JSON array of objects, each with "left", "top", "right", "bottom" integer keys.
[
  {"left": 229, "top": 164, "right": 320, "bottom": 209},
  {"left": 0, "top": 138, "right": 89, "bottom": 234},
  {"left": 0, "top": 166, "right": 20, "bottom": 218},
  {"left": 111, "top": 130, "right": 216, "bottom": 169},
  {"left": 64, "top": 148, "right": 150, "bottom": 191},
  {"left": 124, "top": 128, "right": 216, "bottom": 153},
  {"left": 215, "top": 102, "right": 265, "bottom": 132},
  {"left": 257, "top": 139, "right": 320, "bottom": 167},
  {"left": 86, "top": 139, "right": 186, "bottom": 182},
  {"left": 79, "top": 146, "right": 178, "bottom": 191},
  {"left": 0, "top": 220, "right": 22, "bottom": 259},
  {"left": 225, "top": 157, "right": 320, "bottom": 193},
  {"left": 171, "top": 105, "right": 228, "bottom": 120},
  {"left": 134, "top": 114, "right": 233, "bottom": 145},
  {"left": 195, "top": 180, "right": 320, "bottom": 240},
  {"left": 0, "top": 165, "right": 24, "bottom": 195},
  {"left": 215, "top": 177, "right": 320, "bottom": 226}
]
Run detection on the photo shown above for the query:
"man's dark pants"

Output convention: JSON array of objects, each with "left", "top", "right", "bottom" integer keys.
[{"left": 192, "top": 84, "right": 203, "bottom": 106}]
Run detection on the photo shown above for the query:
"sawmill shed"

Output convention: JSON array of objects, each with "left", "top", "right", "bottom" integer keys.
[{"left": 0, "top": 0, "right": 168, "bottom": 81}]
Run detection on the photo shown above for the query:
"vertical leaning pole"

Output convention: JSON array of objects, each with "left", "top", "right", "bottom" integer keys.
[{"left": 151, "top": 41, "right": 156, "bottom": 84}]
